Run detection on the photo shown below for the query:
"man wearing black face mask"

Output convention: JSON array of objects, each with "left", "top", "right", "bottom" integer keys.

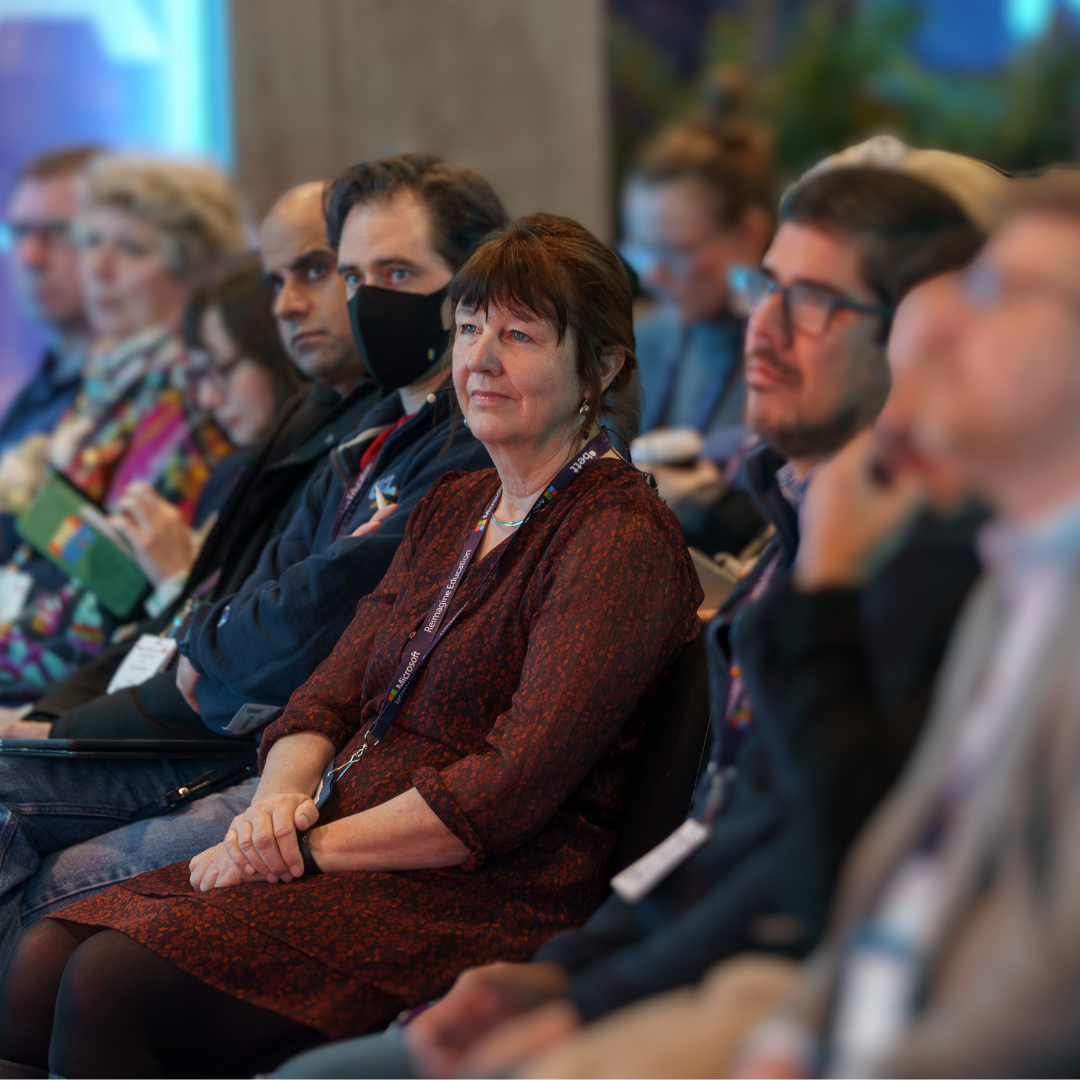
[
  {"left": 172, "top": 154, "right": 506, "bottom": 723},
  {"left": 0, "top": 156, "right": 505, "bottom": 961}
]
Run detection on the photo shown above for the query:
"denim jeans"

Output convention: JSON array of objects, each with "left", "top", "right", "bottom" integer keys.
[
  {"left": 0, "top": 751, "right": 257, "bottom": 966},
  {"left": 272, "top": 1026, "right": 418, "bottom": 1079}
]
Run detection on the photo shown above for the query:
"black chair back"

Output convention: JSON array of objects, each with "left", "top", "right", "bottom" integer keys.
[{"left": 609, "top": 628, "right": 711, "bottom": 875}]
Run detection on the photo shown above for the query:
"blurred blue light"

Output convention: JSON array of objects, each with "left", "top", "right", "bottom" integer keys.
[
  {"left": 0, "top": 0, "right": 233, "bottom": 411},
  {"left": 0, "top": 0, "right": 231, "bottom": 166},
  {"left": 0, "top": 0, "right": 162, "bottom": 62},
  {"left": 1006, "top": 0, "right": 1055, "bottom": 39}
]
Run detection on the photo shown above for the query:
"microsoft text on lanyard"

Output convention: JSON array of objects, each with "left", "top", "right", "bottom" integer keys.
[{"left": 315, "top": 432, "right": 610, "bottom": 807}]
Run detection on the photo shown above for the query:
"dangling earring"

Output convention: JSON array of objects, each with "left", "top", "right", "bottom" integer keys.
[{"left": 578, "top": 398, "right": 590, "bottom": 415}]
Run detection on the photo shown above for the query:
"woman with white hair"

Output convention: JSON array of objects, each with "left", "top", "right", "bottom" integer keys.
[{"left": 0, "top": 154, "right": 246, "bottom": 702}]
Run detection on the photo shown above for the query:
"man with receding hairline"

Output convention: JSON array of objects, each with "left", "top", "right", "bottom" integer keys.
[{"left": 260, "top": 182, "right": 369, "bottom": 397}]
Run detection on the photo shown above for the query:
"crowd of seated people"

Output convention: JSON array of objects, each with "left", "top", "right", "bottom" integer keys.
[
  {"left": 620, "top": 78, "right": 774, "bottom": 558},
  {"left": 0, "top": 127, "right": 1075, "bottom": 1080},
  {"left": 0, "top": 152, "right": 246, "bottom": 704}
]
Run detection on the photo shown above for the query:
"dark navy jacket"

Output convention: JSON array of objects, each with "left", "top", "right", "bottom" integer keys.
[
  {"left": 0, "top": 353, "right": 83, "bottom": 565},
  {"left": 534, "top": 450, "right": 982, "bottom": 1022},
  {"left": 0, "top": 351, "right": 81, "bottom": 456},
  {"left": 181, "top": 391, "right": 491, "bottom": 732},
  {"left": 188, "top": 378, "right": 384, "bottom": 603}
]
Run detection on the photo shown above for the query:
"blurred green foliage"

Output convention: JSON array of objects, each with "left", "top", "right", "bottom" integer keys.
[{"left": 609, "top": 0, "right": 1080, "bottom": 196}]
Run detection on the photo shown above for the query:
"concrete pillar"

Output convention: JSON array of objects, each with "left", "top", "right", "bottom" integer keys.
[{"left": 229, "top": 0, "right": 610, "bottom": 237}]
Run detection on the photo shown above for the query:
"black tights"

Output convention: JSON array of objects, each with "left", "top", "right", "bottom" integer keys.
[{"left": 0, "top": 919, "right": 327, "bottom": 1077}]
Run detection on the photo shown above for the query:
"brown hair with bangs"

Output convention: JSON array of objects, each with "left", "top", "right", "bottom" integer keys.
[{"left": 450, "top": 213, "right": 640, "bottom": 447}]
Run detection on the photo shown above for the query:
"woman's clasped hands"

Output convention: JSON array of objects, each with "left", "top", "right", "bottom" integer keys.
[{"left": 188, "top": 791, "right": 320, "bottom": 892}]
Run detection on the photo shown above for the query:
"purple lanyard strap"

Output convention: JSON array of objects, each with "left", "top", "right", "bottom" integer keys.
[{"left": 316, "top": 433, "right": 610, "bottom": 802}]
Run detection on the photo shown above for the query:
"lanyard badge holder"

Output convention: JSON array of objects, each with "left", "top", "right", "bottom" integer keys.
[
  {"left": 315, "top": 433, "right": 610, "bottom": 810},
  {"left": 0, "top": 546, "right": 34, "bottom": 625},
  {"left": 105, "top": 571, "right": 221, "bottom": 696},
  {"left": 611, "top": 645, "right": 759, "bottom": 904}
]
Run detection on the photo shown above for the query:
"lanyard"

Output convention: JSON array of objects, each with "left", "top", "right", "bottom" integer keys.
[
  {"left": 330, "top": 456, "right": 382, "bottom": 542},
  {"left": 690, "top": 350, "right": 738, "bottom": 433},
  {"left": 703, "top": 546, "right": 784, "bottom": 823},
  {"left": 649, "top": 326, "right": 740, "bottom": 434},
  {"left": 316, "top": 432, "right": 610, "bottom": 804},
  {"left": 331, "top": 415, "right": 412, "bottom": 542},
  {"left": 648, "top": 329, "right": 691, "bottom": 432},
  {"left": 163, "top": 567, "right": 221, "bottom": 641}
]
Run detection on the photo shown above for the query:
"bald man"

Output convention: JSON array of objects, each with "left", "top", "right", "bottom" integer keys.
[
  {"left": 259, "top": 181, "right": 369, "bottom": 396},
  {"left": 16, "top": 182, "right": 385, "bottom": 739}
]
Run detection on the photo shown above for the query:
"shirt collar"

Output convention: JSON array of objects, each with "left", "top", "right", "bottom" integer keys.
[
  {"left": 979, "top": 488, "right": 1080, "bottom": 585},
  {"left": 776, "top": 461, "right": 812, "bottom": 516}
]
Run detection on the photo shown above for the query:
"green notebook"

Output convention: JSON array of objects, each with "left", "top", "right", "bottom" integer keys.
[{"left": 16, "top": 472, "right": 150, "bottom": 619}]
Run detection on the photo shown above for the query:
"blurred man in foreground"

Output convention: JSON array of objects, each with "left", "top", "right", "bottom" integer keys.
[{"left": 733, "top": 170, "right": 1080, "bottom": 1080}]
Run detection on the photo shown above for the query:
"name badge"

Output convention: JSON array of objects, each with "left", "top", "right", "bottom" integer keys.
[
  {"left": 610, "top": 818, "right": 710, "bottom": 904},
  {"left": 0, "top": 568, "right": 33, "bottom": 624},
  {"left": 106, "top": 634, "right": 178, "bottom": 694},
  {"left": 225, "top": 702, "right": 284, "bottom": 736}
]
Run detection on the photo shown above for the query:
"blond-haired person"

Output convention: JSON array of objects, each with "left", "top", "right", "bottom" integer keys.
[{"left": 0, "top": 154, "right": 245, "bottom": 703}]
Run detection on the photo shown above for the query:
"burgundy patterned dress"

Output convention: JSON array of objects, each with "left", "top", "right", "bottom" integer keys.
[{"left": 54, "top": 458, "right": 703, "bottom": 1039}]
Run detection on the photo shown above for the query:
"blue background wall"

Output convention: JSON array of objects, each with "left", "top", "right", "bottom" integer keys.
[{"left": 0, "top": 0, "right": 230, "bottom": 411}]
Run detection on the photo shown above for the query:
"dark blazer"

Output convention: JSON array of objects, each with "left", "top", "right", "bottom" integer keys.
[
  {"left": 535, "top": 469, "right": 982, "bottom": 1022},
  {"left": 0, "top": 351, "right": 81, "bottom": 456},
  {"left": 783, "top": 542, "right": 1080, "bottom": 1078},
  {"left": 190, "top": 379, "right": 383, "bottom": 601}
]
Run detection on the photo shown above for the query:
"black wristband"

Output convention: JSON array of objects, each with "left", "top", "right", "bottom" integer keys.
[{"left": 297, "top": 829, "right": 323, "bottom": 877}]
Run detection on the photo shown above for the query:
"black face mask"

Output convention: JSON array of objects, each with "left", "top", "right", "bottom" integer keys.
[{"left": 348, "top": 284, "right": 451, "bottom": 390}]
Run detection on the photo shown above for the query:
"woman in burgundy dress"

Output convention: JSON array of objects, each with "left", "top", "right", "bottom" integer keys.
[{"left": 0, "top": 214, "right": 702, "bottom": 1078}]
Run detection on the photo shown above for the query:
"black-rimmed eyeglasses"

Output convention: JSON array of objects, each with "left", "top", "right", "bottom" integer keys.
[
  {"left": 192, "top": 351, "right": 248, "bottom": 391},
  {"left": 729, "top": 266, "right": 894, "bottom": 337},
  {"left": 0, "top": 219, "right": 72, "bottom": 252}
]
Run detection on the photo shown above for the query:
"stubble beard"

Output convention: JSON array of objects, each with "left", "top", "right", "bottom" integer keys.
[
  {"left": 746, "top": 345, "right": 889, "bottom": 461},
  {"left": 752, "top": 403, "right": 867, "bottom": 460}
]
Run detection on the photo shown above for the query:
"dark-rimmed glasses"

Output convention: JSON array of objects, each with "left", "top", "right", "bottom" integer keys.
[
  {"left": 0, "top": 219, "right": 72, "bottom": 253},
  {"left": 192, "top": 351, "right": 248, "bottom": 392},
  {"left": 729, "top": 266, "right": 894, "bottom": 336}
]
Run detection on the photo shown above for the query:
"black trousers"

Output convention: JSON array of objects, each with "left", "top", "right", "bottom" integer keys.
[
  {"left": 28, "top": 647, "right": 221, "bottom": 740},
  {"left": 0, "top": 919, "right": 326, "bottom": 1077}
]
